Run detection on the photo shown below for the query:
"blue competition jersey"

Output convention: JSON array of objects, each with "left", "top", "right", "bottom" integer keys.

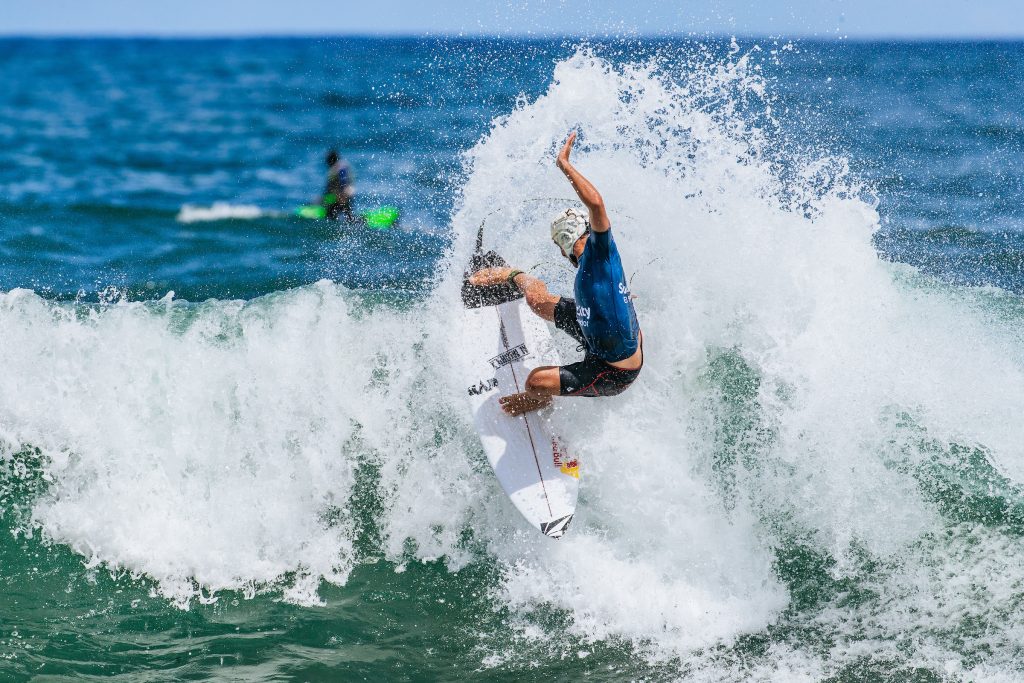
[{"left": 573, "top": 227, "right": 640, "bottom": 362}]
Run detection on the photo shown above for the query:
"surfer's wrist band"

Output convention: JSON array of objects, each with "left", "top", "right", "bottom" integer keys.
[{"left": 506, "top": 269, "right": 524, "bottom": 285}]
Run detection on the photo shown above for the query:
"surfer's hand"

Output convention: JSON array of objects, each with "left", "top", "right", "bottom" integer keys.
[
  {"left": 556, "top": 131, "right": 577, "bottom": 171},
  {"left": 468, "top": 267, "right": 514, "bottom": 287}
]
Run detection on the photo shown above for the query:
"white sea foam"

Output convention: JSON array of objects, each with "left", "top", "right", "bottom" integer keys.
[
  {"left": 3, "top": 46, "right": 1024, "bottom": 678},
  {"left": 176, "top": 202, "right": 268, "bottom": 223},
  {"left": 0, "top": 283, "right": 423, "bottom": 607},
  {"left": 430, "top": 47, "right": 1024, "bottom": 671}
]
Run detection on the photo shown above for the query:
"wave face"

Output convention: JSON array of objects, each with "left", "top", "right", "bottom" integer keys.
[{"left": 3, "top": 45, "right": 1024, "bottom": 680}]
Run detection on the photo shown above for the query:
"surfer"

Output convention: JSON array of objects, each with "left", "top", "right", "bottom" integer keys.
[
  {"left": 322, "top": 150, "right": 355, "bottom": 221},
  {"left": 468, "top": 131, "right": 642, "bottom": 416}
]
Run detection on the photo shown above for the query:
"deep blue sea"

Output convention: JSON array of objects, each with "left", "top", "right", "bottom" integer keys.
[{"left": 2, "top": 37, "right": 1024, "bottom": 681}]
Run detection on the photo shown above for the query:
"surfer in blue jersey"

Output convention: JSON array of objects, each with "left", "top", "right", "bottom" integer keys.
[{"left": 469, "top": 131, "right": 643, "bottom": 416}]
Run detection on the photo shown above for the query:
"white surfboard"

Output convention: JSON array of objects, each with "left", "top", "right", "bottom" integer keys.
[{"left": 461, "top": 254, "right": 580, "bottom": 539}]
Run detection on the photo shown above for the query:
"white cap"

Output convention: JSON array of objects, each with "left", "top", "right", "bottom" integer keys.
[{"left": 550, "top": 208, "right": 589, "bottom": 257}]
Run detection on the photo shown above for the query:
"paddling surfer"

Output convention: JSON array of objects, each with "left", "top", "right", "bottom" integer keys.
[
  {"left": 468, "top": 131, "right": 643, "bottom": 416},
  {"left": 322, "top": 149, "right": 355, "bottom": 221}
]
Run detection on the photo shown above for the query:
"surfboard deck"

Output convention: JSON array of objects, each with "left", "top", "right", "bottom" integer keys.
[{"left": 461, "top": 251, "right": 579, "bottom": 539}]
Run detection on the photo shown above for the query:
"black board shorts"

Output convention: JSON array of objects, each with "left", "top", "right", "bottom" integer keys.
[{"left": 553, "top": 297, "right": 642, "bottom": 397}]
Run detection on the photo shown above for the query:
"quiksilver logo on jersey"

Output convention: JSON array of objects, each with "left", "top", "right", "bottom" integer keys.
[
  {"left": 467, "top": 377, "right": 499, "bottom": 396},
  {"left": 489, "top": 344, "right": 529, "bottom": 369}
]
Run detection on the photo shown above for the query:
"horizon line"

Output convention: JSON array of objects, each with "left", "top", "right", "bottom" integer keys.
[{"left": 2, "top": 31, "right": 1024, "bottom": 43}]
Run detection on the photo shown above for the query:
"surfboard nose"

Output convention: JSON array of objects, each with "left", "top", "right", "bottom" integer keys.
[{"left": 540, "top": 514, "right": 573, "bottom": 539}]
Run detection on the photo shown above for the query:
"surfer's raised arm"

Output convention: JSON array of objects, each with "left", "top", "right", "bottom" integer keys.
[{"left": 556, "top": 131, "right": 610, "bottom": 232}]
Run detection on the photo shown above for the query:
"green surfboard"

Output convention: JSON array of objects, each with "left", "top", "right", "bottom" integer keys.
[{"left": 294, "top": 204, "right": 399, "bottom": 229}]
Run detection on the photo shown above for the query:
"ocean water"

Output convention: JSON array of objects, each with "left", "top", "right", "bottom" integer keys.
[{"left": 2, "top": 36, "right": 1024, "bottom": 681}]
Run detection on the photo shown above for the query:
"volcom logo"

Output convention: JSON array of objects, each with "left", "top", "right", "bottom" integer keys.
[
  {"left": 540, "top": 514, "right": 573, "bottom": 538},
  {"left": 467, "top": 377, "right": 499, "bottom": 396},
  {"left": 489, "top": 343, "right": 529, "bottom": 369}
]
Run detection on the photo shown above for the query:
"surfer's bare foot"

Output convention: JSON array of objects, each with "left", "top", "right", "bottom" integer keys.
[{"left": 499, "top": 392, "right": 552, "bottom": 416}]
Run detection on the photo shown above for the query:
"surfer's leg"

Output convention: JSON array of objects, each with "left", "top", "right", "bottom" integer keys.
[{"left": 499, "top": 366, "right": 560, "bottom": 416}]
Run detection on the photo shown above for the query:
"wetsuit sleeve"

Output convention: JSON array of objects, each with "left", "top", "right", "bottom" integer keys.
[{"left": 553, "top": 297, "right": 587, "bottom": 347}]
